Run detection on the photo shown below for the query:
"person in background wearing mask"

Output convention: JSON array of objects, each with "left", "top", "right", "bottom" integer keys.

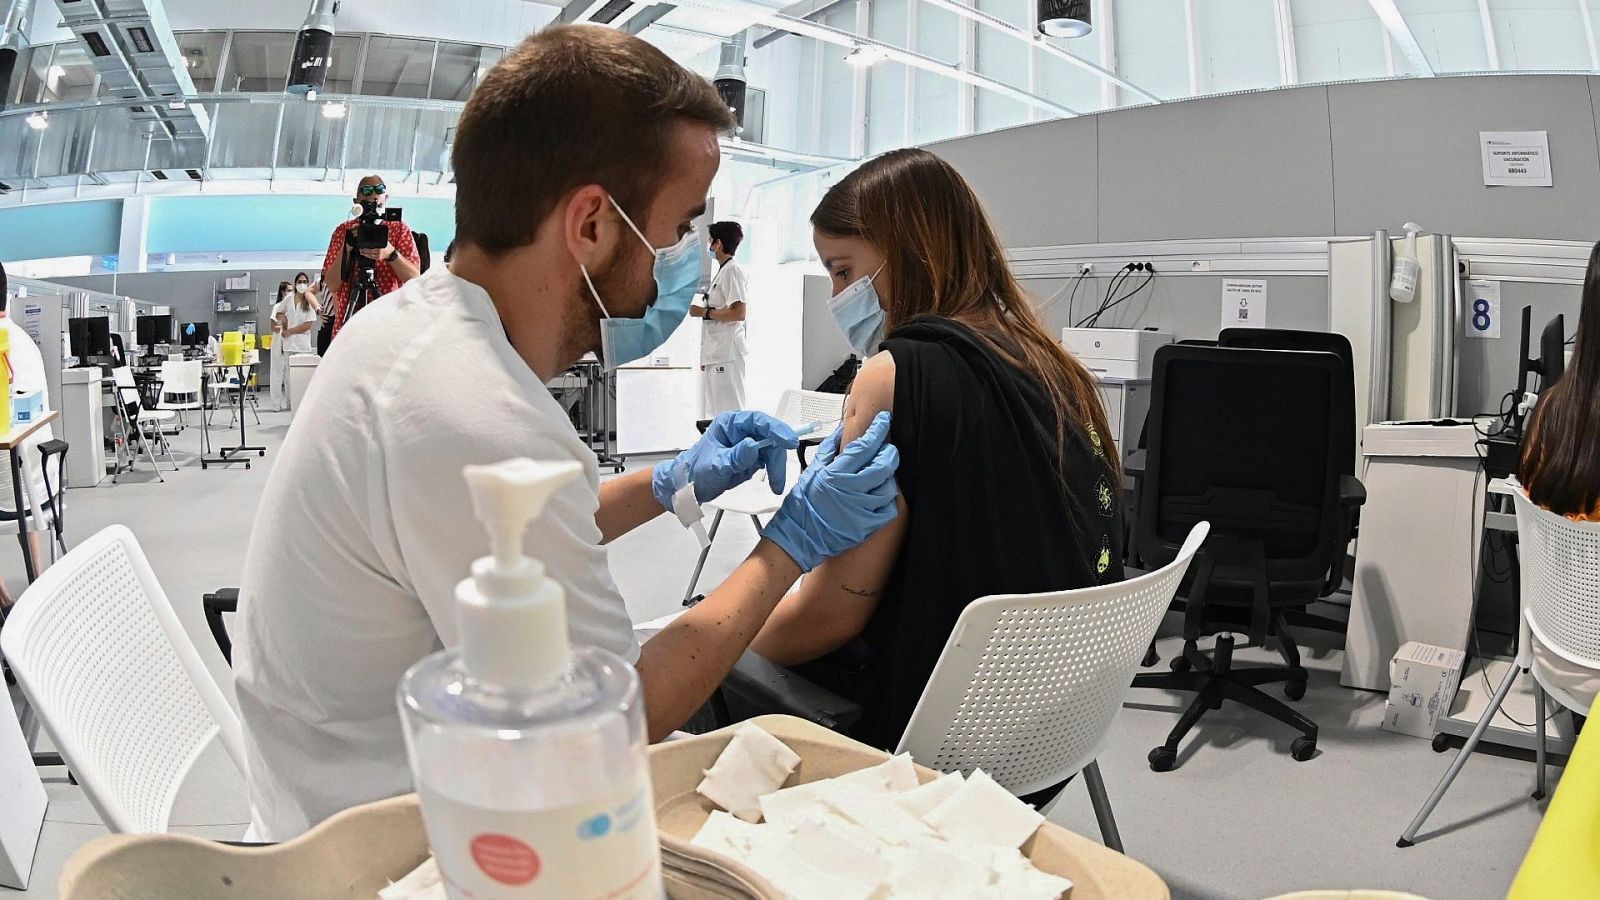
[
  {"left": 233, "top": 25, "right": 900, "bottom": 842},
  {"left": 0, "top": 260, "right": 54, "bottom": 606},
  {"left": 319, "top": 175, "right": 421, "bottom": 346},
  {"left": 269, "top": 273, "right": 321, "bottom": 411},
  {"left": 690, "top": 221, "right": 748, "bottom": 416}
]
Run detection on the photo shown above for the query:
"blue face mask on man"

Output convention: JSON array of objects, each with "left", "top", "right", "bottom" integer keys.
[
  {"left": 827, "top": 263, "right": 886, "bottom": 357},
  {"left": 581, "top": 196, "right": 702, "bottom": 370}
]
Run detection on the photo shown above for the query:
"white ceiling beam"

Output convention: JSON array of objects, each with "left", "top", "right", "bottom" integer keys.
[
  {"left": 558, "top": 0, "right": 613, "bottom": 24},
  {"left": 1366, "top": 0, "right": 1435, "bottom": 75},
  {"left": 679, "top": 0, "right": 1082, "bottom": 116},
  {"left": 1580, "top": 0, "right": 1599, "bottom": 70},
  {"left": 921, "top": 0, "right": 1164, "bottom": 104},
  {"left": 1274, "top": 0, "right": 1298, "bottom": 85},
  {"left": 1477, "top": 0, "right": 1500, "bottom": 69}
]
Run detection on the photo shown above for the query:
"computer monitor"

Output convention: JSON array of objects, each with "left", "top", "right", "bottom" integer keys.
[
  {"left": 136, "top": 314, "right": 173, "bottom": 352},
  {"left": 1511, "top": 307, "right": 1568, "bottom": 435},
  {"left": 179, "top": 321, "right": 211, "bottom": 348},
  {"left": 67, "top": 316, "right": 111, "bottom": 365}
]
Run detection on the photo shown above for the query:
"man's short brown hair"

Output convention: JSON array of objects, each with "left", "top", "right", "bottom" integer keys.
[{"left": 452, "top": 25, "right": 733, "bottom": 254}]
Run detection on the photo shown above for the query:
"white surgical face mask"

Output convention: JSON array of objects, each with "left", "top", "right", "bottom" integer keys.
[{"left": 827, "top": 264, "right": 887, "bottom": 357}]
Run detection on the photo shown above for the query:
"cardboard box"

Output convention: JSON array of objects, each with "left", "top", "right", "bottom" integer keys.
[{"left": 1384, "top": 641, "right": 1467, "bottom": 739}]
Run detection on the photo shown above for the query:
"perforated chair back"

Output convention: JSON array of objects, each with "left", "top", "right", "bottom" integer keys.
[
  {"left": 1512, "top": 491, "right": 1600, "bottom": 715},
  {"left": 0, "top": 525, "right": 245, "bottom": 833},
  {"left": 157, "top": 360, "right": 203, "bottom": 409},
  {"left": 773, "top": 389, "right": 845, "bottom": 433},
  {"left": 897, "top": 523, "right": 1209, "bottom": 796}
]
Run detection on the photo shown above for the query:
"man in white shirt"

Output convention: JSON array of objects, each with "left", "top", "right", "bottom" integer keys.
[
  {"left": 233, "top": 25, "right": 900, "bottom": 841},
  {"left": 691, "top": 221, "right": 748, "bottom": 416}
]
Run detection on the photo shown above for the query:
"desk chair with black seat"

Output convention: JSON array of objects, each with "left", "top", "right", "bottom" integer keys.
[{"left": 1131, "top": 344, "right": 1363, "bottom": 771}]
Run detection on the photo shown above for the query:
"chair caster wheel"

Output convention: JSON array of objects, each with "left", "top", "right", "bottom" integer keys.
[
  {"left": 1291, "top": 736, "right": 1317, "bottom": 761},
  {"left": 1531, "top": 789, "right": 1545, "bottom": 801},
  {"left": 245, "top": 462, "right": 252, "bottom": 470},
  {"left": 1141, "top": 646, "right": 1159, "bottom": 668},
  {"left": 1147, "top": 747, "right": 1176, "bottom": 772},
  {"left": 1431, "top": 733, "right": 1452, "bottom": 753},
  {"left": 201, "top": 463, "right": 208, "bottom": 470},
  {"left": 258, "top": 450, "right": 265, "bottom": 457},
  {"left": 1284, "top": 679, "right": 1306, "bottom": 701},
  {"left": 1169, "top": 655, "right": 1192, "bottom": 673}
]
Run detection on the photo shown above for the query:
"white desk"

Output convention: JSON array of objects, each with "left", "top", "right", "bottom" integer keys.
[
  {"left": 60, "top": 368, "right": 106, "bottom": 488},
  {"left": 1342, "top": 422, "right": 1484, "bottom": 691}
]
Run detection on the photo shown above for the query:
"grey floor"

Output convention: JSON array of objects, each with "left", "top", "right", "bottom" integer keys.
[{"left": 2, "top": 410, "right": 1553, "bottom": 899}]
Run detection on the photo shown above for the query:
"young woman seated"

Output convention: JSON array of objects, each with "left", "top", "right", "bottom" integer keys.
[
  {"left": 1519, "top": 240, "right": 1600, "bottom": 522},
  {"left": 749, "top": 148, "right": 1126, "bottom": 750}
]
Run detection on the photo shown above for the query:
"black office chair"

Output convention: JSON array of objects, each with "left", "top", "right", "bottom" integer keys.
[{"left": 1131, "top": 344, "right": 1363, "bottom": 771}]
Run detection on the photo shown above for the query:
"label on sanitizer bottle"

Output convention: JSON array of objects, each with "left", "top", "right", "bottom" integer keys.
[{"left": 419, "top": 776, "right": 662, "bottom": 899}]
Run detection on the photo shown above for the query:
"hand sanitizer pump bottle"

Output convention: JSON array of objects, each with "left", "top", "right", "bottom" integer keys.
[{"left": 398, "top": 458, "right": 661, "bottom": 899}]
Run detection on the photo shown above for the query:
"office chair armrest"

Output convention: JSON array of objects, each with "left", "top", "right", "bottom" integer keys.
[
  {"left": 204, "top": 588, "right": 240, "bottom": 665},
  {"left": 719, "top": 650, "right": 862, "bottom": 733},
  {"left": 1339, "top": 474, "right": 1367, "bottom": 509}
]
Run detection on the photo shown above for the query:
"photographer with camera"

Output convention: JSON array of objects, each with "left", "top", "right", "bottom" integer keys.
[{"left": 318, "top": 175, "right": 420, "bottom": 345}]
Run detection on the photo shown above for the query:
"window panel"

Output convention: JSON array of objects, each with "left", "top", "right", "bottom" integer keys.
[
  {"left": 913, "top": 4, "right": 962, "bottom": 144},
  {"left": 817, "top": 3, "right": 856, "bottom": 158},
  {"left": 1194, "top": 0, "right": 1280, "bottom": 93},
  {"left": 431, "top": 42, "right": 499, "bottom": 101},
  {"left": 175, "top": 32, "right": 227, "bottom": 93},
  {"left": 1291, "top": 0, "right": 1389, "bottom": 83},
  {"left": 1114, "top": 0, "right": 1189, "bottom": 101},
  {"left": 221, "top": 31, "right": 295, "bottom": 92},
  {"left": 1488, "top": 0, "right": 1588, "bottom": 70},
  {"left": 325, "top": 34, "right": 362, "bottom": 94},
  {"left": 18, "top": 44, "right": 49, "bottom": 105},
  {"left": 1036, "top": 40, "right": 1106, "bottom": 115},
  {"left": 1396, "top": 0, "right": 1491, "bottom": 72},
  {"left": 361, "top": 36, "right": 434, "bottom": 99},
  {"left": 975, "top": 0, "right": 1030, "bottom": 130},
  {"left": 42, "top": 44, "right": 99, "bottom": 102},
  {"left": 867, "top": 0, "right": 909, "bottom": 153}
]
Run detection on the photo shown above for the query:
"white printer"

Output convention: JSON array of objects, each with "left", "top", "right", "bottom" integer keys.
[{"left": 1060, "top": 327, "right": 1172, "bottom": 379}]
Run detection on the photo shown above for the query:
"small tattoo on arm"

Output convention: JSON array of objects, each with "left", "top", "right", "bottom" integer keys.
[{"left": 841, "top": 585, "right": 881, "bottom": 599}]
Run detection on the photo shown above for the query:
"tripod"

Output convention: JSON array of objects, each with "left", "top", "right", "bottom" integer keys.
[{"left": 345, "top": 255, "right": 380, "bottom": 322}]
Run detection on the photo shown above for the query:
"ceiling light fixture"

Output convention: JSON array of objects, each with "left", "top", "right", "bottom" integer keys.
[
  {"left": 1037, "top": 0, "right": 1091, "bottom": 37},
  {"left": 25, "top": 111, "right": 48, "bottom": 130},
  {"left": 320, "top": 100, "right": 346, "bottom": 119},
  {"left": 844, "top": 45, "right": 886, "bottom": 67}
]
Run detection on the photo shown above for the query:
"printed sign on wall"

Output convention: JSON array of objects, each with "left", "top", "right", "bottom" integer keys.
[
  {"left": 1464, "top": 280, "right": 1501, "bottom": 339},
  {"left": 1480, "top": 132, "right": 1553, "bottom": 187},
  {"left": 1222, "top": 280, "right": 1267, "bottom": 329}
]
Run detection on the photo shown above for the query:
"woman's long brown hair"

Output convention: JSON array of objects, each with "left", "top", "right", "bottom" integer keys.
[
  {"left": 1519, "top": 240, "right": 1600, "bottom": 516},
  {"left": 811, "top": 148, "right": 1119, "bottom": 482}
]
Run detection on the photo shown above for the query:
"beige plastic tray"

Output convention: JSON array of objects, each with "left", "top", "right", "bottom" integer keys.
[
  {"left": 652, "top": 715, "right": 1171, "bottom": 900},
  {"left": 59, "top": 715, "right": 1169, "bottom": 899}
]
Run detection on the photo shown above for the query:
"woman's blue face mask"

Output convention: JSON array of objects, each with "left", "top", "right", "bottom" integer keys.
[
  {"left": 828, "top": 263, "right": 886, "bottom": 357},
  {"left": 581, "top": 196, "right": 702, "bottom": 370}
]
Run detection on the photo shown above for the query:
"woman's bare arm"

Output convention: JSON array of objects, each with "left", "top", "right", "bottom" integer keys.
[{"left": 750, "top": 352, "right": 909, "bottom": 666}]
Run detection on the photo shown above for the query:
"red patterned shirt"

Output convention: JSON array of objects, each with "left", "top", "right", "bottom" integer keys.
[{"left": 322, "top": 218, "right": 420, "bottom": 341}]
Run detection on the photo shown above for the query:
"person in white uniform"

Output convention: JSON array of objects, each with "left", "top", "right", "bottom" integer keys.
[
  {"left": 233, "top": 25, "right": 901, "bottom": 842},
  {"left": 692, "top": 221, "right": 748, "bottom": 416},
  {"left": 0, "top": 260, "right": 53, "bottom": 606},
  {"left": 269, "top": 272, "right": 320, "bottom": 411}
]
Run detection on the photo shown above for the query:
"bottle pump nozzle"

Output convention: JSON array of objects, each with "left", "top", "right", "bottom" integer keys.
[{"left": 458, "top": 458, "right": 584, "bottom": 688}]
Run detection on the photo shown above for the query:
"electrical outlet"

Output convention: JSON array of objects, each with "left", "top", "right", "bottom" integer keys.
[
  {"left": 1080, "top": 263, "right": 1094, "bottom": 276},
  {"left": 1191, "top": 260, "right": 1211, "bottom": 272}
]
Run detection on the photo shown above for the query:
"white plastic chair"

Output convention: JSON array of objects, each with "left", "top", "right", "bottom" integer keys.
[
  {"left": 207, "top": 360, "right": 261, "bottom": 428},
  {"left": 0, "top": 525, "right": 246, "bottom": 834},
  {"left": 681, "top": 389, "right": 847, "bottom": 604},
  {"left": 156, "top": 360, "right": 210, "bottom": 454},
  {"left": 895, "top": 522, "right": 1210, "bottom": 852},
  {"left": 110, "top": 367, "right": 176, "bottom": 480},
  {"left": 1399, "top": 492, "right": 1600, "bottom": 846}
]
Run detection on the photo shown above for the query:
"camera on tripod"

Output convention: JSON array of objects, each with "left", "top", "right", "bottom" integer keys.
[{"left": 342, "top": 200, "right": 403, "bottom": 317}]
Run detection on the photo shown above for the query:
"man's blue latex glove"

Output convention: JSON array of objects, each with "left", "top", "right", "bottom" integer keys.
[
  {"left": 761, "top": 411, "right": 900, "bottom": 572},
  {"left": 651, "top": 410, "right": 800, "bottom": 511}
]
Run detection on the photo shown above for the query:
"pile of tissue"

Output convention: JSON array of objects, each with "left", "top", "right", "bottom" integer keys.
[{"left": 691, "top": 725, "right": 1073, "bottom": 900}]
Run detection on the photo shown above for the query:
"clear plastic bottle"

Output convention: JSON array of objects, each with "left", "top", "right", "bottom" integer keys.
[{"left": 399, "top": 458, "right": 662, "bottom": 899}]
